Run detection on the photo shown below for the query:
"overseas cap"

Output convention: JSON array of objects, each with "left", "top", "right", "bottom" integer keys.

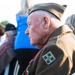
[{"left": 28, "top": 3, "right": 65, "bottom": 20}]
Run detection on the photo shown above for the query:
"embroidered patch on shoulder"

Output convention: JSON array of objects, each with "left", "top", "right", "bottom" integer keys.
[{"left": 42, "top": 51, "right": 56, "bottom": 65}]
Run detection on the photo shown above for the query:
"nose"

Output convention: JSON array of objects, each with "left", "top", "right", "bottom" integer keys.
[{"left": 25, "top": 28, "right": 29, "bottom": 35}]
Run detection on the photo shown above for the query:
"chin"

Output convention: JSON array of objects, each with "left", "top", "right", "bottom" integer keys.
[{"left": 30, "top": 42, "right": 35, "bottom": 46}]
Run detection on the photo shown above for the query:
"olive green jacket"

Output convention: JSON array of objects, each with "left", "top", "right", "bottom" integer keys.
[{"left": 24, "top": 25, "right": 75, "bottom": 75}]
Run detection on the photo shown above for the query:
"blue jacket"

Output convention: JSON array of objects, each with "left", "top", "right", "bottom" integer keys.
[{"left": 14, "top": 14, "right": 38, "bottom": 50}]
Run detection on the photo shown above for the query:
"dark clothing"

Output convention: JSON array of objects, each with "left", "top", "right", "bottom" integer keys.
[
  {"left": 0, "top": 36, "right": 16, "bottom": 74},
  {"left": 14, "top": 49, "right": 39, "bottom": 75},
  {"left": 23, "top": 25, "right": 75, "bottom": 75},
  {"left": 1, "top": 57, "right": 17, "bottom": 75},
  {"left": 1, "top": 49, "right": 39, "bottom": 75},
  {"left": 14, "top": 14, "right": 39, "bottom": 75}
]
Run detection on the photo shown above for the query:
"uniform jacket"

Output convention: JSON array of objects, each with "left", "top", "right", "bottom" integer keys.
[{"left": 24, "top": 25, "right": 75, "bottom": 75}]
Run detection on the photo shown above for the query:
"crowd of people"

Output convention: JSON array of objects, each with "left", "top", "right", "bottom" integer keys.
[{"left": 0, "top": 0, "right": 75, "bottom": 75}]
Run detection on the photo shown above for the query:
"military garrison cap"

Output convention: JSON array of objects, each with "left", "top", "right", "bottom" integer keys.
[{"left": 28, "top": 3, "right": 66, "bottom": 20}]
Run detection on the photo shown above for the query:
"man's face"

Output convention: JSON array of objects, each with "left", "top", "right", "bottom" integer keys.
[{"left": 25, "top": 12, "right": 46, "bottom": 47}]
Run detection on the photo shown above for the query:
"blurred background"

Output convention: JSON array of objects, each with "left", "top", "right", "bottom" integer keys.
[{"left": 0, "top": 0, "right": 74, "bottom": 26}]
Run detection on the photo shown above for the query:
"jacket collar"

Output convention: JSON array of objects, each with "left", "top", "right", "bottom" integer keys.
[{"left": 50, "top": 25, "right": 73, "bottom": 38}]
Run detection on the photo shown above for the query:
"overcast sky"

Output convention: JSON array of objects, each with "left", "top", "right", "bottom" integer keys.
[
  {"left": 0, "top": 0, "right": 21, "bottom": 26},
  {"left": 0, "top": 0, "right": 74, "bottom": 26}
]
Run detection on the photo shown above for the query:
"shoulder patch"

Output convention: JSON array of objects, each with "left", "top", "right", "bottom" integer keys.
[{"left": 42, "top": 51, "right": 56, "bottom": 65}]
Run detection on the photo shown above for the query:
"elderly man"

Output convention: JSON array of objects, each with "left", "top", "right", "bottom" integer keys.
[{"left": 23, "top": 3, "right": 75, "bottom": 75}]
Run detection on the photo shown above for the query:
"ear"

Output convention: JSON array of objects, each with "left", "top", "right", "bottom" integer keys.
[{"left": 44, "top": 16, "right": 51, "bottom": 29}]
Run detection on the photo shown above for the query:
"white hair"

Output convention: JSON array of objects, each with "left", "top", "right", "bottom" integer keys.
[
  {"left": 34, "top": 10, "right": 61, "bottom": 25},
  {"left": 5, "top": 30, "right": 16, "bottom": 36},
  {"left": 34, "top": 10, "right": 62, "bottom": 27},
  {"left": 34, "top": 10, "right": 59, "bottom": 20}
]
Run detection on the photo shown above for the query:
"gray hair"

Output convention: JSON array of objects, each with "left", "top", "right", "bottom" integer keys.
[
  {"left": 65, "top": 14, "right": 75, "bottom": 34},
  {"left": 35, "top": 10, "right": 58, "bottom": 19},
  {"left": 34, "top": 10, "right": 60, "bottom": 24},
  {"left": 5, "top": 30, "right": 16, "bottom": 36},
  {"left": 32, "top": 10, "right": 62, "bottom": 28}
]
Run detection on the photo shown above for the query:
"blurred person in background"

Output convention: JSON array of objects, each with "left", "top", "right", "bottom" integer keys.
[
  {"left": 65, "top": 14, "right": 75, "bottom": 75},
  {"left": 65, "top": 14, "right": 75, "bottom": 34},
  {"left": 0, "top": 24, "right": 6, "bottom": 46},
  {"left": 14, "top": 0, "right": 39, "bottom": 75},
  {"left": 0, "top": 23, "right": 16, "bottom": 75}
]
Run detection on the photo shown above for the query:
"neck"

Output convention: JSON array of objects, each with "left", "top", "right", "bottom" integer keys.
[{"left": 37, "top": 27, "right": 58, "bottom": 49}]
